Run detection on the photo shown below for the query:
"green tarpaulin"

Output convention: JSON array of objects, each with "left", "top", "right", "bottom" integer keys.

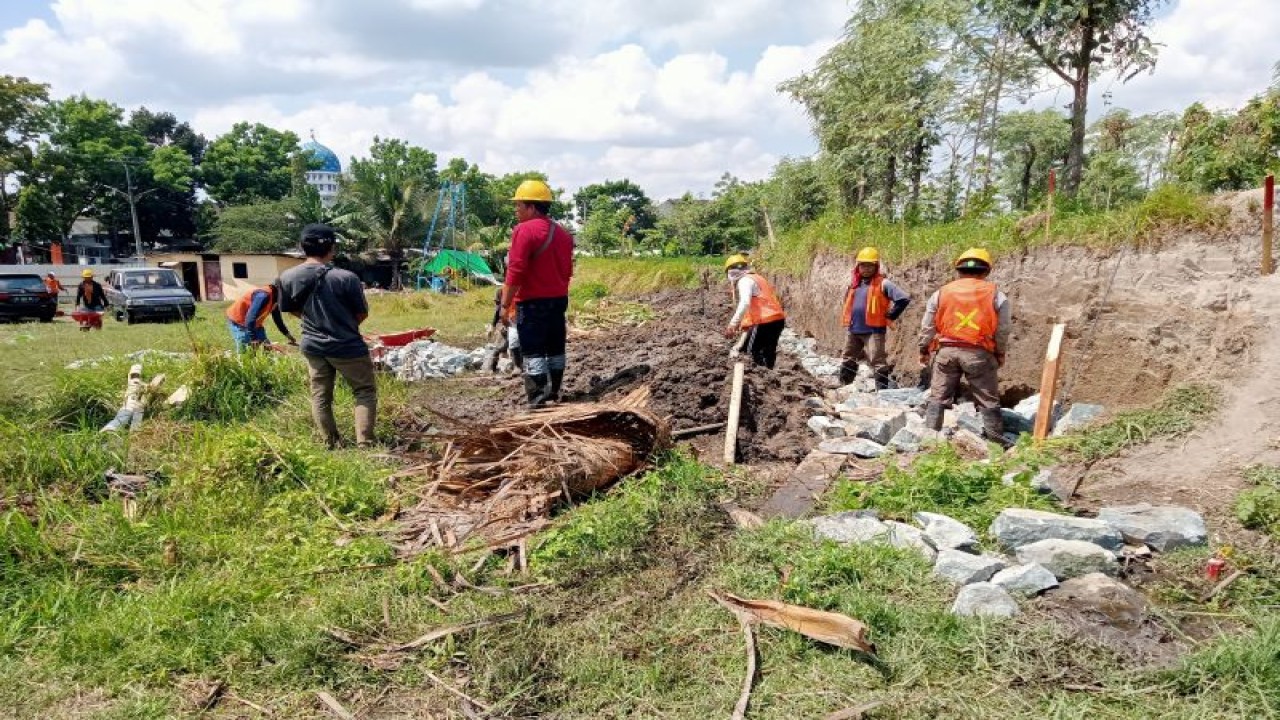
[{"left": 422, "top": 249, "right": 495, "bottom": 279}]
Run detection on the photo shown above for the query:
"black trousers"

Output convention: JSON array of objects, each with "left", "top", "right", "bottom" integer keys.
[
  {"left": 744, "top": 318, "right": 785, "bottom": 369},
  {"left": 516, "top": 296, "right": 568, "bottom": 374}
]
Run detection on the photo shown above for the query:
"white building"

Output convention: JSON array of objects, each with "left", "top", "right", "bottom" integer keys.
[{"left": 301, "top": 134, "right": 342, "bottom": 206}]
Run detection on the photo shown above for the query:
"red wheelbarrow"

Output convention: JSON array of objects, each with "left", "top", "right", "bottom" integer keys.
[
  {"left": 366, "top": 327, "right": 437, "bottom": 362},
  {"left": 70, "top": 309, "right": 104, "bottom": 331}
]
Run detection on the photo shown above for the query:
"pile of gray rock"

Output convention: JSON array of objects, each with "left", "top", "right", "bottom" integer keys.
[
  {"left": 381, "top": 340, "right": 490, "bottom": 381},
  {"left": 802, "top": 381, "right": 1109, "bottom": 457},
  {"left": 809, "top": 503, "right": 1207, "bottom": 620},
  {"left": 779, "top": 329, "right": 842, "bottom": 379}
]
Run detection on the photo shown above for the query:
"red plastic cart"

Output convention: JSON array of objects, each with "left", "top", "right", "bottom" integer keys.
[
  {"left": 366, "top": 327, "right": 437, "bottom": 362},
  {"left": 70, "top": 309, "right": 104, "bottom": 331}
]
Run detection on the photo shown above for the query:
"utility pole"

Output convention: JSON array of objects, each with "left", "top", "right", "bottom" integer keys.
[{"left": 103, "top": 158, "right": 157, "bottom": 262}]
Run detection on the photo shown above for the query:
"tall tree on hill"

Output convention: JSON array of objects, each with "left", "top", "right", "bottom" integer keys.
[
  {"left": 980, "top": 0, "right": 1167, "bottom": 197},
  {"left": 339, "top": 137, "right": 439, "bottom": 289},
  {"left": 0, "top": 76, "right": 49, "bottom": 244},
  {"left": 995, "top": 109, "right": 1071, "bottom": 210},
  {"left": 201, "top": 122, "right": 300, "bottom": 205},
  {"left": 782, "top": 0, "right": 956, "bottom": 219}
]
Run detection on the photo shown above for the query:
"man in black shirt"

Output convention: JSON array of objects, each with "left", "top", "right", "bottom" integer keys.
[{"left": 278, "top": 224, "right": 377, "bottom": 448}]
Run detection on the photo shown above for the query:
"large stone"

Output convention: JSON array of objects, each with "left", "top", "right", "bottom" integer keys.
[
  {"left": 818, "top": 438, "right": 886, "bottom": 458},
  {"left": 1051, "top": 404, "right": 1106, "bottom": 436},
  {"left": 1015, "top": 539, "right": 1118, "bottom": 579},
  {"left": 876, "top": 388, "right": 927, "bottom": 408},
  {"left": 950, "top": 429, "right": 992, "bottom": 457},
  {"left": 914, "top": 511, "right": 978, "bottom": 551},
  {"left": 1053, "top": 573, "right": 1147, "bottom": 630},
  {"left": 884, "top": 520, "right": 937, "bottom": 561},
  {"left": 1012, "top": 394, "right": 1041, "bottom": 422},
  {"left": 990, "top": 563, "right": 1059, "bottom": 596},
  {"left": 811, "top": 513, "right": 889, "bottom": 544},
  {"left": 933, "top": 550, "right": 1006, "bottom": 585},
  {"left": 838, "top": 407, "right": 909, "bottom": 445},
  {"left": 888, "top": 427, "right": 922, "bottom": 453},
  {"left": 807, "top": 416, "right": 846, "bottom": 440},
  {"left": 1097, "top": 504, "right": 1208, "bottom": 552},
  {"left": 990, "top": 508, "right": 1124, "bottom": 551},
  {"left": 951, "top": 582, "right": 1020, "bottom": 618}
]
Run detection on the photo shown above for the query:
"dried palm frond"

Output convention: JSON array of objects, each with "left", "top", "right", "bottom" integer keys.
[{"left": 395, "top": 387, "right": 669, "bottom": 555}]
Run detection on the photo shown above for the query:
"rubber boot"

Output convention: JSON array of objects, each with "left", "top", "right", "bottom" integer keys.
[
  {"left": 523, "top": 374, "right": 545, "bottom": 408},
  {"left": 981, "top": 408, "right": 1013, "bottom": 448},
  {"left": 874, "top": 369, "right": 892, "bottom": 391},
  {"left": 510, "top": 347, "right": 524, "bottom": 372},
  {"left": 838, "top": 362, "right": 858, "bottom": 385},
  {"left": 924, "top": 402, "right": 944, "bottom": 432},
  {"left": 549, "top": 369, "right": 564, "bottom": 404},
  {"left": 486, "top": 349, "right": 500, "bottom": 373}
]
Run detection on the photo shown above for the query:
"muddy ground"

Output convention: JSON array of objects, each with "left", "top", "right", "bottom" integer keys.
[{"left": 413, "top": 288, "right": 822, "bottom": 464}]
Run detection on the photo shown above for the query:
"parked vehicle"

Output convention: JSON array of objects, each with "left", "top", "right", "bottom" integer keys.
[
  {"left": 102, "top": 268, "right": 197, "bottom": 324},
  {"left": 0, "top": 273, "right": 58, "bottom": 322}
]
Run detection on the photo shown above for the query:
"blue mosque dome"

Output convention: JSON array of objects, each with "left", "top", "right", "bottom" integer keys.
[{"left": 302, "top": 135, "right": 341, "bottom": 173}]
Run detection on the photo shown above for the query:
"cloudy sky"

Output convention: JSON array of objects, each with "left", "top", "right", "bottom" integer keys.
[{"left": 1, "top": 0, "right": 1276, "bottom": 200}]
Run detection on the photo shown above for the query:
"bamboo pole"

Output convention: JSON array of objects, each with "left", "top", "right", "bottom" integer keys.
[
  {"left": 1033, "top": 323, "right": 1067, "bottom": 441},
  {"left": 1263, "top": 174, "right": 1274, "bottom": 276},
  {"left": 1045, "top": 169, "right": 1056, "bottom": 246},
  {"left": 724, "top": 361, "right": 746, "bottom": 464}
]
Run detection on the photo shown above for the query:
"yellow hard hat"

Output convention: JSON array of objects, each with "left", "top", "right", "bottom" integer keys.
[
  {"left": 724, "top": 253, "right": 750, "bottom": 272},
  {"left": 511, "top": 179, "right": 553, "bottom": 203},
  {"left": 955, "top": 247, "right": 993, "bottom": 270},
  {"left": 81, "top": 269, "right": 94, "bottom": 278},
  {"left": 855, "top": 246, "right": 880, "bottom": 264}
]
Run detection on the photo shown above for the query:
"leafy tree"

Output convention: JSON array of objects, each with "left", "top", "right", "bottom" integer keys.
[
  {"left": 1170, "top": 93, "right": 1280, "bottom": 192},
  {"left": 0, "top": 75, "right": 49, "bottom": 243},
  {"left": 490, "top": 171, "right": 570, "bottom": 228},
  {"left": 783, "top": 0, "right": 957, "bottom": 218},
  {"left": 577, "top": 196, "right": 633, "bottom": 255},
  {"left": 649, "top": 175, "right": 764, "bottom": 256},
  {"left": 128, "top": 107, "right": 205, "bottom": 243},
  {"left": 338, "top": 137, "right": 439, "bottom": 289},
  {"left": 765, "top": 157, "right": 830, "bottom": 230},
  {"left": 211, "top": 197, "right": 306, "bottom": 253},
  {"left": 572, "top": 179, "right": 656, "bottom": 235},
  {"left": 201, "top": 122, "right": 300, "bottom": 205},
  {"left": 440, "top": 158, "right": 500, "bottom": 226},
  {"left": 994, "top": 109, "right": 1071, "bottom": 210},
  {"left": 981, "top": 0, "right": 1168, "bottom": 196},
  {"left": 14, "top": 96, "right": 192, "bottom": 249}
]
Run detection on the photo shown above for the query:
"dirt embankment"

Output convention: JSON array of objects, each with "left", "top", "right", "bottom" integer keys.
[{"left": 776, "top": 233, "right": 1262, "bottom": 409}]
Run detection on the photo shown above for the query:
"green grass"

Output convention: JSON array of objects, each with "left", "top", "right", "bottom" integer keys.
[
  {"left": 764, "top": 184, "right": 1228, "bottom": 274},
  {"left": 0, "top": 257, "right": 1277, "bottom": 718},
  {"left": 825, "top": 443, "right": 1060, "bottom": 534},
  {"left": 1236, "top": 464, "right": 1280, "bottom": 539},
  {"left": 1059, "top": 384, "right": 1219, "bottom": 462}
]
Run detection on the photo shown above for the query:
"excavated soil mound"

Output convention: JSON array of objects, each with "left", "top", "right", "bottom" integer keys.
[{"left": 412, "top": 288, "right": 821, "bottom": 464}]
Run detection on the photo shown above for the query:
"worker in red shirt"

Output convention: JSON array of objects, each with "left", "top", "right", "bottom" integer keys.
[{"left": 500, "top": 179, "right": 574, "bottom": 407}]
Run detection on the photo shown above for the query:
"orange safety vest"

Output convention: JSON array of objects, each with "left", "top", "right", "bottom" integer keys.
[
  {"left": 737, "top": 272, "right": 786, "bottom": 329},
  {"left": 44, "top": 277, "right": 62, "bottom": 294},
  {"left": 225, "top": 287, "right": 276, "bottom": 328},
  {"left": 936, "top": 277, "right": 999, "bottom": 353},
  {"left": 841, "top": 274, "right": 889, "bottom": 329}
]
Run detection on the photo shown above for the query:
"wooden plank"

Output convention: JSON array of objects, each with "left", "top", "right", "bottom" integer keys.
[
  {"left": 1264, "top": 174, "right": 1275, "bottom": 276},
  {"left": 724, "top": 361, "right": 746, "bottom": 464},
  {"left": 759, "top": 450, "right": 847, "bottom": 519},
  {"left": 1033, "top": 323, "right": 1067, "bottom": 440}
]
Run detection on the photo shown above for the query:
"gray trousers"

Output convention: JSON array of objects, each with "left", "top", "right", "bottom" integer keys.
[{"left": 929, "top": 345, "right": 1000, "bottom": 410}]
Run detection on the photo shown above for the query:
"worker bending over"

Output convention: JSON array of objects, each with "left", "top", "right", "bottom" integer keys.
[
  {"left": 918, "top": 248, "right": 1011, "bottom": 444},
  {"left": 225, "top": 281, "right": 297, "bottom": 352},
  {"left": 723, "top": 254, "right": 787, "bottom": 369}
]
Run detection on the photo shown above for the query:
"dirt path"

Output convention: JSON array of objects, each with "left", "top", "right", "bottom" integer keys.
[{"left": 1075, "top": 267, "right": 1280, "bottom": 522}]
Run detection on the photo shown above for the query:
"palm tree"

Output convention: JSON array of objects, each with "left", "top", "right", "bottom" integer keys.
[{"left": 337, "top": 171, "right": 432, "bottom": 290}]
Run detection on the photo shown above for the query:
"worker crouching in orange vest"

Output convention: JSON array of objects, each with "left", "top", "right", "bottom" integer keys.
[
  {"left": 839, "top": 246, "right": 911, "bottom": 387},
  {"left": 723, "top": 254, "right": 787, "bottom": 369},
  {"left": 918, "top": 248, "right": 1011, "bottom": 445},
  {"left": 225, "top": 281, "right": 297, "bottom": 352}
]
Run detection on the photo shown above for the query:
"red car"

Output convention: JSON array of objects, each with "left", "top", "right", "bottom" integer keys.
[{"left": 0, "top": 273, "right": 58, "bottom": 323}]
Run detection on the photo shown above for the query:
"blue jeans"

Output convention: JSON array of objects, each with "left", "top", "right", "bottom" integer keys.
[{"left": 228, "top": 320, "right": 268, "bottom": 352}]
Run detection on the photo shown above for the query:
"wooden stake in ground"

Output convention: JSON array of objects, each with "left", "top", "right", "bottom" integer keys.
[
  {"left": 1263, "top": 174, "right": 1275, "bottom": 276},
  {"left": 1045, "top": 168, "right": 1056, "bottom": 246},
  {"left": 1033, "top": 323, "right": 1067, "bottom": 441},
  {"left": 724, "top": 361, "right": 746, "bottom": 464}
]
